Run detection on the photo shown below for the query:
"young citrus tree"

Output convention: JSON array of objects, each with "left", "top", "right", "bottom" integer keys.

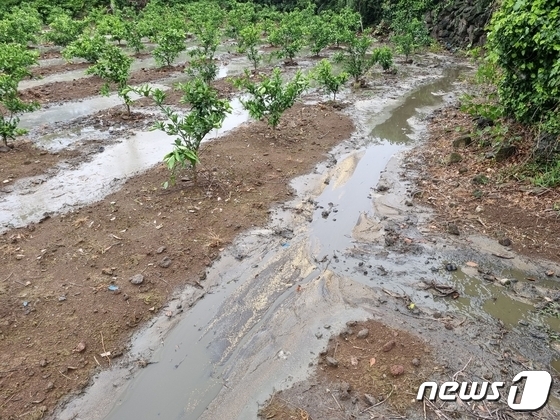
[
  {"left": 236, "top": 24, "right": 262, "bottom": 71},
  {"left": 372, "top": 46, "right": 394, "bottom": 72},
  {"left": 235, "top": 68, "right": 309, "bottom": 130},
  {"left": 139, "top": 78, "right": 232, "bottom": 186},
  {"left": 334, "top": 35, "right": 376, "bottom": 83},
  {"left": 0, "top": 40, "right": 39, "bottom": 148},
  {"left": 96, "top": 11, "right": 127, "bottom": 45},
  {"left": 153, "top": 28, "right": 187, "bottom": 67},
  {"left": 44, "top": 12, "right": 87, "bottom": 47},
  {"left": 86, "top": 44, "right": 134, "bottom": 113},
  {"left": 0, "top": 6, "right": 42, "bottom": 45},
  {"left": 62, "top": 30, "right": 112, "bottom": 63},
  {"left": 312, "top": 59, "right": 349, "bottom": 101},
  {"left": 268, "top": 10, "right": 307, "bottom": 65},
  {"left": 308, "top": 14, "right": 332, "bottom": 57}
]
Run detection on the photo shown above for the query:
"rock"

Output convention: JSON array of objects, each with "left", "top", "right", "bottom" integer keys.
[
  {"left": 533, "top": 132, "right": 560, "bottom": 163},
  {"left": 448, "top": 152, "right": 462, "bottom": 164},
  {"left": 39, "top": 359, "right": 48, "bottom": 367},
  {"left": 452, "top": 135, "right": 472, "bottom": 148},
  {"left": 495, "top": 144, "right": 517, "bottom": 162},
  {"left": 498, "top": 278, "right": 511, "bottom": 286},
  {"left": 326, "top": 356, "right": 339, "bottom": 367},
  {"left": 364, "top": 394, "right": 377, "bottom": 406},
  {"left": 159, "top": 256, "right": 172, "bottom": 268},
  {"left": 346, "top": 320, "right": 357, "bottom": 327},
  {"left": 376, "top": 182, "right": 390, "bottom": 192},
  {"left": 340, "top": 327, "right": 353, "bottom": 337},
  {"left": 101, "top": 268, "right": 114, "bottom": 275},
  {"left": 321, "top": 210, "right": 330, "bottom": 218},
  {"left": 498, "top": 237, "right": 512, "bottom": 247},
  {"left": 46, "top": 381, "right": 54, "bottom": 391},
  {"left": 73, "top": 342, "right": 86, "bottom": 353},
  {"left": 445, "top": 263, "right": 457, "bottom": 271},
  {"left": 338, "top": 382, "right": 351, "bottom": 400},
  {"left": 156, "top": 246, "right": 166, "bottom": 254},
  {"left": 412, "top": 358, "right": 420, "bottom": 367},
  {"left": 357, "top": 328, "right": 369, "bottom": 339},
  {"left": 390, "top": 365, "right": 405, "bottom": 376},
  {"left": 382, "top": 340, "right": 396, "bottom": 352},
  {"left": 130, "top": 274, "right": 144, "bottom": 285},
  {"left": 472, "top": 174, "right": 489, "bottom": 185},
  {"left": 447, "top": 223, "right": 460, "bottom": 235}
]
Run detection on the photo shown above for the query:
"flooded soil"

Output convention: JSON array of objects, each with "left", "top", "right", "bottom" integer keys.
[{"left": 1, "top": 45, "right": 559, "bottom": 420}]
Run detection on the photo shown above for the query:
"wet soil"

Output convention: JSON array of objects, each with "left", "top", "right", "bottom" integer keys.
[
  {"left": 30, "top": 62, "right": 91, "bottom": 78},
  {"left": 20, "top": 64, "right": 187, "bottom": 105},
  {"left": 0, "top": 142, "right": 80, "bottom": 185},
  {"left": 0, "top": 103, "right": 353, "bottom": 419},
  {"left": 407, "top": 105, "right": 560, "bottom": 264}
]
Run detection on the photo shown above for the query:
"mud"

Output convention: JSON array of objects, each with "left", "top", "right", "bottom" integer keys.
[{"left": 2, "top": 46, "right": 558, "bottom": 420}]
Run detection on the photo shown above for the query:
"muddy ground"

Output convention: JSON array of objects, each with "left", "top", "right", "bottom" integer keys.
[{"left": 1, "top": 43, "right": 559, "bottom": 420}]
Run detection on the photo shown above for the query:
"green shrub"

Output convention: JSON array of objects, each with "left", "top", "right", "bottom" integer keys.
[
  {"left": 312, "top": 59, "right": 348, "bottom": 101},
  {"left": 44, "top": 12, "right": 87, "bottom": 46}
]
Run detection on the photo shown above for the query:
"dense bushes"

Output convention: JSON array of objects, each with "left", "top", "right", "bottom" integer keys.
[{"left": 487, "top": 0, "right": 560, "bottom": 134}]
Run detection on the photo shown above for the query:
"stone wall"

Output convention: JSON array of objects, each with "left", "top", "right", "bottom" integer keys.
[{"left": 425, "top": 0, "right": 495, "bottom": 48}]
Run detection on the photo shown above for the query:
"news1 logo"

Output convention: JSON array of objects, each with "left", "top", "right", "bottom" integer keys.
[{"left": 417, "top": 371, "right": 553, "bottom": 411}]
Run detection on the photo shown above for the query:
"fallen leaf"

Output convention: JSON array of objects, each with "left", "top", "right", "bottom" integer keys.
[
  {"left": 100, "top": 351, "right": 111, "bottom": 358},
  {"left": 351, "top": 356, "right": 358, "bottom": 366},
  {"left": 73, "top": 342, "right": 86, "bottom": 353},
  {"left": 466, "top": 261, "right": 478, "bottom": 267},
  {"left": 369, "top": 357, "right": 376, "bottom": 366}
]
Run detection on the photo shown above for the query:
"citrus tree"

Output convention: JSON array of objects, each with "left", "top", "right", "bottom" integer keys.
[
  {"left": 308, "top": 14, "right": 332, "bottom": 57},
  {"left": 0, "top": 39, "right": 39, "bottom": 148},
  {"left": 44, "top": 12, "right": 87, "bottom": 46},
  {"left": 0, "top": 6, "right": 42, "bottom": 45},
  {"left": 153, "top": 28, "right": 187, "bottom": 67},
  {"left": 334, "top": 35, "right": 376, "bottom": 83},
  {"left": 235, "top": 68, "right": 309, "bottom": 130},
  {"left": 268, "top": 10, "right": 307, "bottom": 65},
  {"left": 138, "top": 78, "right": 232, "bottom": 185},
  {"left": 236, "top": 24, "right": 262, "bottom": 71},
  {"left": 63, "top": 30, "right": 112, "bottom": 63},
  {"left": 312, "top": 59, "right": 349, "bottom": 101},
  {"left": 86, "top": 44, "right": 134, "bottom": 113}
]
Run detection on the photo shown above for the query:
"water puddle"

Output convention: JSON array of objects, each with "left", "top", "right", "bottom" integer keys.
[{"left": 1, "top": 98, "right": 249, "bottom": 232}]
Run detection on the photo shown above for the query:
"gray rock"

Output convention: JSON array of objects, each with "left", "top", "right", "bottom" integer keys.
[
  {"left": 495, "top": 144, "right": 517, "bottom": 162},
  {"left": 447, "top": 223, "right": 460, "bottom": 235},
  {"left": 130, "top": 274, "right": 144, "bottom": 285},
  {"left": 156, "top": 246, "right": 166, "bottom": 254},
  {"left": 364, "top": 393, "right": 377, "bottom": 406},
  {"left": 326, "top": 356, "right": 339, "bottom": 367},
  {"left": 452, "top": 135, "right": 472, "bottom": 148},
  {"left": 448, "top": 152, "right": 462, "bottom": 164},
  {"left": 159, "top": 256, "right": 172, "bottom": 268},
  {"left": 498, "top": 237, "right": 512, "bottom": 247},
  {"left": 357, "top": 328, "right": 369, "bottom": 339},
  {"left": 412, "top": 358, "right": 420, "bottom": 367}
]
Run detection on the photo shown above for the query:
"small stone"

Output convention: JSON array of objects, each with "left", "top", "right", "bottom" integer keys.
[
  {"left": 156, "top": 246, "right": 166, "bottom": 254},
  {"left": 483, "top": 372, "right": 493, "bottom": 380},
  {"left": 448, "top": 152, "right": 462, "bottom": 164},
  {"left": 321, "top": 210, "right": 330, "bottom": 218},
  {"left": 357, "top": 328, "right": 369, "bottom": 339},
  {"left": 390, "top": 365, "right": 405, "bottom": 376},
  {"left": 58, "top": 296, "right": 66, "bottom": 302},
  {"left": 130, "top": 274, "right": 144, "bottom": 285},
  {"left": 364, "top": 394, "right": 377, "bottom": 406},
  {"left": 498, "top": 278, "right": 511, "bottom": 286},
  {"left": 376, "top": 182, "right": 390, "bottom": 192},
  {"left": 159, "top": 256, "right": 172, "bottom": 268},
  {"left": 382, "top": 340, "right": 396, "bottom": 352},
  {"left": 447, "top": 223, "right": 460, "bottom": 235},
  {"left": 498, "top": 238, "right": 512, "bottom": 247},
  {"left": 445, "top": 263, "right": 458, "bottom": 271},
  {"left": 411, "top": 358, "right": 420, "bottom": 367},
  {"left": 444, "top": 323, "right": 454, "bottom": 330},
  {"left": 433, "top": 311, "right": 442, "bottom": 319},
  {"left": 346, "top": 320, "right": 358, "bottom": 327},
  {"left": 546, "top": 270, "right": 554, "bottom": 277},
  {"left": 101, "top": 268, "right": 113, "bottom": 275},
  {"left": 46, "top": 382, "right": 54, "bottom": 391},
  {"left": 326, "top": 356, "right": 339, "bottom": 367},
  {"left": 39, "top": 359, "right": 48, "bottom": 367},
  {"left": 452, "top": 135, "right": 472, "bottom": 148}
]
